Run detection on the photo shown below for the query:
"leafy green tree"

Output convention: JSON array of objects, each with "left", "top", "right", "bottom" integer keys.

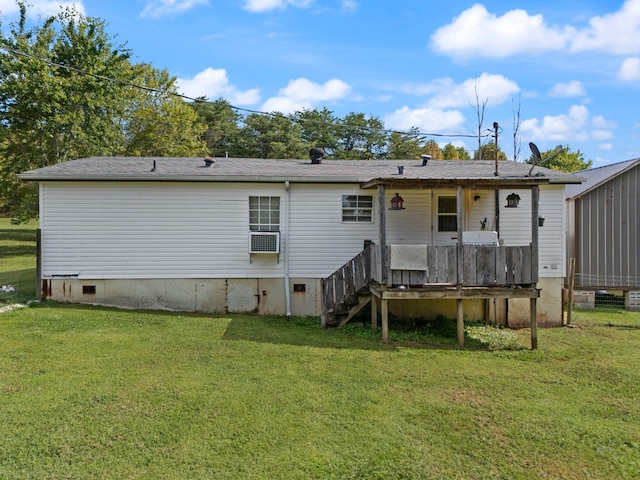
[
  {"left": 123, "top": 64, "right": 208, "bottom": 157},
  {"left": 527, "top": 146, "right": 591, "bottom": 172},
  {"left": 295, "top": 107, "right": 339, "bottom": 156},
  {"left": 442, "top": 143, "right": 460, "bottom": 160},
  {"left": 457, "top": 146, "right": 472, "bottom": 160},
  {"left": 239, "top": 112, "right": 306, "bottom": 159},
  {"left": 189, "top": 97, "right": 243, "bottom": 158},
  {"left": 335, "top": 112, "right": 388, "bottom": 159},
  {"left": 387, "top": 127, "right": 422, "bottom": 159},
  {"left": 473, "top": 143, "right": 508, "bottom": 161},
  {"left": 0, "top": 3, "right": 135, "bottom": 221}
]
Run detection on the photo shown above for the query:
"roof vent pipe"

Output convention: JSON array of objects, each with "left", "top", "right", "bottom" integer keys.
[
  {"left": 204, "top": 158, "right": 215, "bottom": 167},
  {"left": 420, "top": 154, "right": 431, "bottom": 166},
  {"left": 309, "top": 147, "right": 324, "bottom": 164}
]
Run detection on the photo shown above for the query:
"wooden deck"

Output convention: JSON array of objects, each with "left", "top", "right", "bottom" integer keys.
[{"left": 322, "top": 243, "right": 540, "bottom": 349}]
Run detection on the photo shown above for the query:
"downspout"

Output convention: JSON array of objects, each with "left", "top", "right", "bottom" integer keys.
[{"left": 284, "top": 180, "right": 292, "bottom": 318}]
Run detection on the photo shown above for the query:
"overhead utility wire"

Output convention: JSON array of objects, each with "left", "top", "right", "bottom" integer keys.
[{"left": 1, "top": 45, "right": 491, "bottom": 140}]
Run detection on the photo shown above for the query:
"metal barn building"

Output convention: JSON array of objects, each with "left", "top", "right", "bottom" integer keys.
[{"left": 566, "top": 158, "right": 640, "bottom": 305}]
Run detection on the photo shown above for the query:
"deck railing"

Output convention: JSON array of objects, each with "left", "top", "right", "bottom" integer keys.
[
  {"left": 322, "top": 243, "right": 377, "bottom": 316},
  {"left": 386, "top": 244, "right": 537, "bottom": 287},
  {"left": 322, "top": 243, "right": 537, "bottom": 325}
]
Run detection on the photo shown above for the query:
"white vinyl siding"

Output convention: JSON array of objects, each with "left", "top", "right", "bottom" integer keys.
[
  {"left": 498, "top": 186, "right": 566, "bottom": 277},
  {"left": 287, "top": 185, "right": 379, "bottom": 277},
  {"left": 538, "top": 185, "right": 566, "bottom": 278},
  {"left": 385, "top": 189, "right": 431, "bottom": 244},
  {"left": 40, "top": 182, "right": 286, "bottom": 279}
]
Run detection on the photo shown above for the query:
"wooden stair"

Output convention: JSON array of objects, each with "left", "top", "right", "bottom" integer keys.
[{"left": 321, "top": 244, "right": 375, "bottom": 327}]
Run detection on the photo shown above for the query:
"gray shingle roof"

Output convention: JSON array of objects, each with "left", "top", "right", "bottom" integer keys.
[
  {"left": 566, "top": 158, "right": 640, "bottom": 199},
  {"left": 18, "top": 156, "right": 582, "bottom": 187}
]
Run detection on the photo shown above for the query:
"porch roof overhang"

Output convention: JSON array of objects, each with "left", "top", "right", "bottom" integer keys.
[{"left": 360, "top": 176, "right": 552, "bottom": 190}]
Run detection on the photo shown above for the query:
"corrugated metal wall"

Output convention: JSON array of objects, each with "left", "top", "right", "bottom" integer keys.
[{"left": 575, "top": 166, "right": 639, "bottom": 288}]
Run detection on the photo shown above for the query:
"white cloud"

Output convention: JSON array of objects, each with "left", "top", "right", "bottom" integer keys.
[
  {"left": 243, "top": 0, "right": 313, "bottom": 13},
  {"left": 430, "top": 4, "right": 571, "bottom": 58},
  {"left": 341, "top": 0, "right": 358, "bottom": 13},
  {"left": 140, "top": 0, "right": 208, "bottom": 18},
  {"left": 618, "top": 57, "right": 640, "bottom": 81},
  {"left": 599, "top": 143, "right": 614, "bottom": 151},
  {"left": 570, "top": 0, "right": 640, "bottom": 54},
  {"left": 520, "top": 105, "right": 615, "bottom": 142},
  {"left": 548, "top": 80, "right": 586, "bottom": 98},
  {"left": 261, "top": 78, "right": 351, "bottom": 113},
  {"left": 402, "top": 73, "right": 519, "bottom": 109},
  {"left": 384, "top": 106, "right": 465, "bottom": 133},
  {"left": 176, "top": 68, "right": 261, "bottom": 105},
  {"left": 0, "top": 0, "right": 86, "bottom": 16},
  {"left": 432, "top": 74, "right": 519, "bottom": 109},
  {"left": 431, "top": 0, "right": 640, "bottom": 58}
]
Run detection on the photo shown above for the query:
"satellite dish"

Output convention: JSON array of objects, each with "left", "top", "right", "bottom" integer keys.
[
  {"left": 527, "top": 142, "right": 563, "bottom": 176},
  {"left": 529, "top": 142, "right": 542, "bottom": 162},
  {"left": 528, "top": 142, "right": 542, "bottom": 176}
]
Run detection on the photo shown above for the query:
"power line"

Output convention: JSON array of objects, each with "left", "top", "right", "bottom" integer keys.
[{"left": 0, "top": 45, "right": 491, "bottom": 141}]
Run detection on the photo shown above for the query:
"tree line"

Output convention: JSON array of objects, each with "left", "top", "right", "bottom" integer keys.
[{"left": 0, "top": 2, "right": 590, "bottom": 221}]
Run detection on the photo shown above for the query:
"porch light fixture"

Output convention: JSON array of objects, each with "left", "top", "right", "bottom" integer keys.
[
  {"left": 538, "top": 215, "right": 546, "bottom": 227},
  {"left": 390, "top": 193, "right": 405, "bottom": 210},
  {"left": 505, "top": 193, "right": 520, "bottom": 208}
]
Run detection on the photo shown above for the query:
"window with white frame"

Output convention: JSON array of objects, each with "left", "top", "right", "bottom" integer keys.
[
  {"left": 342, "top": 195, "right": 373, "bottom": 222},
  {"left": 249, "top": 196, "right": 280, "bottom": 232},
  {"left": 437, "top": 196, "right": 457, "bottom": 232}
]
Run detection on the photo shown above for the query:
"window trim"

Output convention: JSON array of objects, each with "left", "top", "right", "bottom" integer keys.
[
  {"left": 249, "top": 196, "right": 281, "bottom": 232},
  {"left": 342, "top": 194, "right": 374, "bottom": 223}
]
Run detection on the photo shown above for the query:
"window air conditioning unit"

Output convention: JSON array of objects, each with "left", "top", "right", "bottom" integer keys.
[{"left": 249, "top": 232, "right": 280, "bottom": 254}]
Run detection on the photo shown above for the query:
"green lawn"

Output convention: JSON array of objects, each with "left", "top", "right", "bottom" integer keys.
[
  {"left": 0, "top": 218, "right": 37, "bottom": 305},
  {"left": 1, "top": 219, "right": 639, "bottom": 479}
]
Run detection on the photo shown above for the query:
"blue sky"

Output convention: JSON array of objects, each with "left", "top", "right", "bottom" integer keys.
[{"left": 2, "top": 0, "right": 640, "bottom": 166}]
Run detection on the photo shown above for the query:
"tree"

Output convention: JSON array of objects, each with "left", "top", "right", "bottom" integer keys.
[
  {"left": 421, "top": 139, "right": 443, "bottom": 160},
  {"left": 387, "top": 127, "right": 422, "bottom": 159},
  {"left": 189, "top": 97, "right": 243, "bottom": 158},
  {"left": 527, "top": 146, "right": 591, "bottom": 172},
  {"left": 474, "top": 143, "right": 508, "bottom": 161},
  {"left": 335, "top": 112, "right": 388, "bottom": 159},
  {"left": 0, "top": 3, "right": 135, "bottom": 221},
  {"left": 239, "top": 112, "right": 306, "bottom": 159},
  {"left": 442, "top": 143, "right": 460, "bottom": 160},
  {"left": 471, "top": 77, "right": 489, "bottom": 156},
  {"left": 295, "top": 107, "right": 339, "bottom": 156},
  {"left": 123, "top": 64, "right": 208, "bottom": 157},
  {"left": 457, "top": 146, "right": 472, "bottom": 160}
]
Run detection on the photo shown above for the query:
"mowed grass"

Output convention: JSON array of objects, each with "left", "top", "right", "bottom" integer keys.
[
  {"left": 0, "top": 218, "right": 37, "bottom": 305},
  {"left": 1, "top": 219, "right": 639, "bottom": 479}
]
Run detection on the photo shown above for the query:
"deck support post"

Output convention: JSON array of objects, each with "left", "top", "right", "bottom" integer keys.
[
  {"left": 381, "top": 298, "right": 389, "bottom": 343},
  {"left": 457, "top": 298, "right": 464, "bottom": 348},
  {"left": 371, "top": 292, "right": 378, "bottom": 330},
  {"left": 530, "top": 297, "right": 538, "bottom": 350}
]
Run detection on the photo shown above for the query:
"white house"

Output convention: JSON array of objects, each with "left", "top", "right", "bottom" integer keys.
[{"left": 19, "top": 155, "right": 581, "bottom": 345}]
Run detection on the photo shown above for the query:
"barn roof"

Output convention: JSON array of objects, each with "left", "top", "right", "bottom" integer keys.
[
  {"left": 565, "top": 158, "right": 640, "bottom": 199},
  {"left": 19, "top": 156, "right": 582, "bottom": 189}
]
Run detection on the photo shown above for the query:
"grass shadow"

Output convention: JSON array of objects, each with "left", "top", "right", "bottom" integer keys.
[{"left": 221, "top": 315, "right": 399, "bottom": 351}]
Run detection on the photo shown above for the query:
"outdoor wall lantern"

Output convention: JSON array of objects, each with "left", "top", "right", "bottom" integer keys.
[
  {"left": 390, "top": 193, "right": 405, "bottom": 210},
  {"left": 538, "top": 215, "right": 546, "bottom": 227},
  {"left": 505, "top": 192, "right": 521, "bottom": 208}
]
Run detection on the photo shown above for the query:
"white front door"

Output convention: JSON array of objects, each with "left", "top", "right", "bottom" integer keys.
[{"left": 432, "top": 191, "right": 459, "bottom": 245}]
